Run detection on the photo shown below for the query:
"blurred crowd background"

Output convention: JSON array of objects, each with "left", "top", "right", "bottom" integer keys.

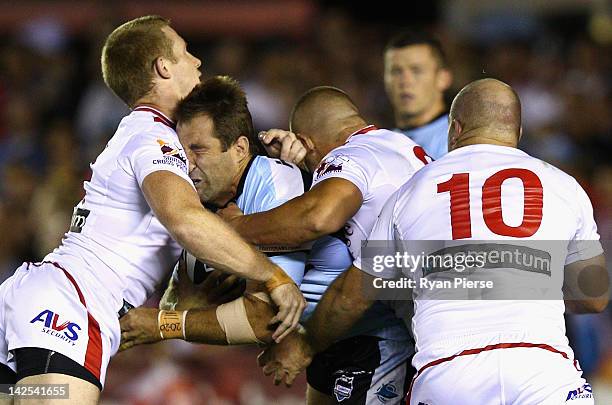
[{"left": 0, "top": 1, "right": 610, "bottom": 404}]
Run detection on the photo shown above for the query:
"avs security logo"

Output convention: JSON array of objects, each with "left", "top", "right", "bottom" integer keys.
[
  {"left": 566, "top": 383, "right": 593, "bottom": 401},
  {"left": 315, "top": 154, "right": 349, "bottom": 179},
  {"left": 30, "top": 309, "right": 81, "bottom": 346},
  {"left": 375, "top": 380, "right": 399, "bottom": 403},
  {"left": 334, "top": 375, "right": 354, "bottom": 402},
  {"left": 155, "top": 139, "right": 188, "bottom": 173}
]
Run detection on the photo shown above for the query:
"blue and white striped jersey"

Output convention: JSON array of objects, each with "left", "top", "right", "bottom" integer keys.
[{"left": 234, "top": 155, "right": 308, "bottom": 284}]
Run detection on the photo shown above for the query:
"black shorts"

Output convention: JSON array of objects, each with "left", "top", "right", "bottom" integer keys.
[
  {"left": 0, "top": 348, "right": 101, "bottom": 391},
  {"left": 307, "top": 335, "right": 415, "bottom": 405}
]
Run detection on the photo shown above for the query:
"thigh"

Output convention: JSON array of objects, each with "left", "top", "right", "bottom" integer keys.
[
  {"left": 15, "top": 373, "right": 99, "bottom": 405},
  {"left": 365, "top": 338, "right": 414, "bottom": 405},
  {"left": 307, "top": 335, "right": 410, "bottom": 405},
  {"left": 4, "top": 263, "right": 113, "bottom": 388},
  {"left": 307, "top": 384, "right": 335, "bottom": 405},
  {"left": 503, "top": 347, "right": 592, "bottom": 405}
]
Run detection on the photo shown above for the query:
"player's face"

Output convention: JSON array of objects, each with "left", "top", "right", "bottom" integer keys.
[
  {"left": 162, "top": 27, "right": 202, "bottom": 99},
  {"left": 178, "top": 115, "right": 239, "bottom": 207},
  {"left": 384, "top": 44, "right": 449, "bottom": 124}
]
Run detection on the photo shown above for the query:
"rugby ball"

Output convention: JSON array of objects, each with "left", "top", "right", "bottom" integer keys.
[{"left": 182, "top": 250, "right": 215, "bottom": 284}]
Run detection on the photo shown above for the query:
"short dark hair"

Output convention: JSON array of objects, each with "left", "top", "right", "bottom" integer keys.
[
  {"left": 102, "top": 15, "right": 176, "bottom": 107},
  {"left": 176, "top": 76, "right": 261, "bottom": 155},
  {"left": 384, "top": 30, "right": 448, "bottom": 68}
]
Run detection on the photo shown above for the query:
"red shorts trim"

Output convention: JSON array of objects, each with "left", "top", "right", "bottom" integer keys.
[{"left": 406, "top": 341, "right": 579, "bottom": 404}]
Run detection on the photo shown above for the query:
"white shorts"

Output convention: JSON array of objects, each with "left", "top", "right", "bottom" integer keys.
[
  {"left": 408, "top": 342, "right": 593, "bottom": 404},
  {"left": 0, "top": 262, "right": 120, "bottom": 386}
]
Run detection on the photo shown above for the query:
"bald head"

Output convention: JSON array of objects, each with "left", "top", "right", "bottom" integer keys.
[
  {"left": 449, "top": 78, "right": 521, "bottom": 148},
  {"left": 290, "top": 86, "right": 363, "bottom": 144}
]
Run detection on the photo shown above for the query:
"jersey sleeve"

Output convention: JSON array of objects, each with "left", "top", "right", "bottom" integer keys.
[
  {"left": 354, "top": 190, "right": 402, "bottom": 279},
  {"left": 565, "top": 180, "right": 604, "bottom": 265},
  {"left": 256, "top": 159, "right": 305, "bottom": 211},
  {"left": 124, "top": 129, "right": 192, "bottom": 188},
  {"left": 311, "top": 145, "right": 373, "bottom": 198}
]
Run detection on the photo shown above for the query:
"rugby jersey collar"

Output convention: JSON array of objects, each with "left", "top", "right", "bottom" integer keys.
[
  {"left": 231, "top": 155, "right": 257, "bottom": 205},
  {"left": 133, "top": 105, "right": 176, "bottom": 129},
  {"left": 345, "top": 124, "right": 378, "bottom": 143}
]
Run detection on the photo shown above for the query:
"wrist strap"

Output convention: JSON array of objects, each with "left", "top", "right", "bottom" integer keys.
[
  {"left": 265, "top": 270, "right": 294, "bottom": 292},
  {"left": 158, "top": 310, "right": 187, "bottom": 340}
]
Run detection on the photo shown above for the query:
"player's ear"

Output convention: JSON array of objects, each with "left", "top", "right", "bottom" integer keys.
[
  {"left": 436, "top": 67, "right": 452, "bottom": 92},
  {"left": 296, "top": 133, "right": 315, "bottom": 152},
  {"left": 154, "top": 56, "right": 172, "bottom": 80},
  {"left": 232, "top": 135, "right": 250, "bottom": 160},
  {"left": 448, "top": 119, "right": 461, "bottom": 149}
]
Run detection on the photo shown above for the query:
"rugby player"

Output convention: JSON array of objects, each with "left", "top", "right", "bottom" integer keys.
[
  {"left": 384, "top": 30, "right": 452, "bottom": 159},
  {"left": 259, "top": 79, "right": 609, "bottom": 404},
  {"left": 0, "top": 16, "right": 304, "bottom": 404},
  {"left": 119, "top": 75, "right": 309, "bottom": 348},
  {"left": 218, "top": 86, "right": 430, "bottom": 404}
]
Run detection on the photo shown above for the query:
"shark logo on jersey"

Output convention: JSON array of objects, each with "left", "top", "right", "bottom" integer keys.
[
  {"left": 315, "top": 154, "right": 349, "bottom": 179},
  {"left": 334, "top": 375, "right": 354, "bottom": 402},
  {"left": 375, "top": 380, "right": 399, "bottom": 402}
]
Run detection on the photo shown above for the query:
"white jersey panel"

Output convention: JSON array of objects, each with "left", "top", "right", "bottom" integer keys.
[
  {"left": 311, "top": 126, "right": 429, "bottom": 259},
  {"left": 46, "top": 108, "right": 192, "bottom": 308},
  {"left": 358, "top": 144, "right": 603, "bottom": 369}
]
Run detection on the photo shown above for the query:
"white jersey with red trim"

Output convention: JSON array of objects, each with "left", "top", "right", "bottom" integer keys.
[
  {"left": 311, "top": 125, "right": 431, "bottom": 260},
  {"left": 45, "top": 106, "right": 192, "bottom": 309},
  {"left": 358, "top": 144, "right": 603, "bottom": 370}
]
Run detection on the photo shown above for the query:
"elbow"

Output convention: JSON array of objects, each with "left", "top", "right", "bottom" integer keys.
[
  {"left": 170, "top": 222, "right": 192, "bottom": 246},
  {"left": 305, "top": 210, "right": 344, "bottom": 238}
]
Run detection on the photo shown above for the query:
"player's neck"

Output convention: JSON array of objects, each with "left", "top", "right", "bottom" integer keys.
[
  {"left": 453, "top": 129, "right": 518, "bottom": 150},
  {"left": 134, "top": 97, "right": 177, "bottom": 122},
  {"left": 229, "top": 154, "right": 254, "bottom": 200},
  {"left": 396, "top": 101, "right": 446, "bottom": 129}
]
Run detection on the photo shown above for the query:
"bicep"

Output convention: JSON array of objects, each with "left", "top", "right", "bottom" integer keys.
[
  {"left": 306, "top": 178, "right": 363, "bottom": 232},
  {"left": 142, "top": 170, "right": 202, "bottom": 232}
]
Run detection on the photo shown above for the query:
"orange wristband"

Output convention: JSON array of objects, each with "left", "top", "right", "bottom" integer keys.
[
  {"left": 264, "top": 269, "right": 294, "bottom": 292},
  {"left": 158, "top": 310, "right": 187, "bottom": 340}
]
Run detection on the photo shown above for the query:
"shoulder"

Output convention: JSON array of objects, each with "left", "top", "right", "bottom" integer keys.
[
  {"left": 122, "top": 117, "right": 179, "bottom": 154},
  {"left": 244, "top": 156, "right": 305, "bottom": 209}
]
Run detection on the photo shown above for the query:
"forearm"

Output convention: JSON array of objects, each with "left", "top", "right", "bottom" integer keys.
[
  {"left": 231, "top": 201, "right": 325, "bottom": 247},
  {"left": 304, "top": 267, "right": 373, "bottom": 353},
  {"left": 185, "top": 295, "right": 276, "bottom": 345},
  {"left": 175, "top": 207, "right": 280, "bottom": 283}
]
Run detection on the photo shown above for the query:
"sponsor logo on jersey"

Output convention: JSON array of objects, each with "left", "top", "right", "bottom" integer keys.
[
  {"left": 566, "top": 383, "right": 593, "bottom": 401},
  {"left": 69, "top": 207, "right": 90, "bottom": 233},
  {"left": 154, "top": 139, "right": 188, "bottom": 173},
  {"left": 334, "top": 375, "right": 354, "bottom": 402},
  {"left": 30, "top": 309, "right": 81, "bottom": 345},
  {"left": 315, "top": 154, "right": 349, "bottom": 179},
  {"left": 375, "top": 380, "right": 399, "bottom": 402},
  {"left": 157, "top": 139, "right": 187, "bottom": 164}
]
